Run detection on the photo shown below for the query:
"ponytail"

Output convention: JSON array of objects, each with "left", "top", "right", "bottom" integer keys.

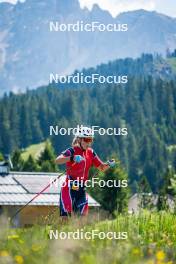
[{"left": 72, "top": 137, "right": 80, "bottom": 147}]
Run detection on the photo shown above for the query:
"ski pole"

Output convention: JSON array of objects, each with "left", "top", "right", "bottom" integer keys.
[
  {"left": 10, "top": 161, "right": 79, "bottom": 222},
  {"left": 10, "top": 170, "right": 66, "bottom": 223},
  {"left": 10, "top": 159, "right": 116, "bottom": 222}
]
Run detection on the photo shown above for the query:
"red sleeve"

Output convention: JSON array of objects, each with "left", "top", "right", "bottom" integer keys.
[{"left": 92, "top": 150, "right": 103, "bottom": 168}]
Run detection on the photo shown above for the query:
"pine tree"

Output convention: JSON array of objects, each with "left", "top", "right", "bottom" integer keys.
[
  {"left": 20, "top": 104, "right": 32, "bottom": 147},
  {"left": 40, "top": 160, "right": 55, "bottom": 172},
  {"left": 0, "top": 152, "right": 4, "bottom": 161},
  {"left": 100, "top": 161, "right": 129, "bottom": 215},
  {"left": 138, "top": 175, "right": 153, "bottom": 209},
  {"left": 157, "top": 167, "right": 174, "bottom": 211},
  {"left": 168, "top": 171, "right": 176, "bottom": 212},
  {"left": 11, "top": 149, "right": 24, "bottom": 171},
  {"left": 157, "top": 189, "right": 168, "bottom": 211},
  {"left": 37, "top": 141, "right": 57, "bottom": 172},
  {"left": 23, "top": 155, "right": 38, "bottom": 172}
]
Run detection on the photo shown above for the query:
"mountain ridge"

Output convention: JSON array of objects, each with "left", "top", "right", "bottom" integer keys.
[{"left": 0, "top": 0, "right": 176, "bottom": 94}]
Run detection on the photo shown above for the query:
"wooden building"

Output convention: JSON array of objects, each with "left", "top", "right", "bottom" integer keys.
[{"left": 0, "top": 171, "right": 100, "bottom": 227}]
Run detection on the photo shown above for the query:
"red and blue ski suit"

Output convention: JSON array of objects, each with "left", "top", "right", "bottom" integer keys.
[{"left": 60, "top": 146, "right": 103, "bottom": 216}]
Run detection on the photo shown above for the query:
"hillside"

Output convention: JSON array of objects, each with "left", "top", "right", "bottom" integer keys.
[
  {"left": 0, "top": 54, "right": 176, "bottom": 190},
  {"left": 167, "top": 57, "right": 176, "bottom": 73},
  {"left": 21, "top": 142, "right": 46, "bottom": 161}
]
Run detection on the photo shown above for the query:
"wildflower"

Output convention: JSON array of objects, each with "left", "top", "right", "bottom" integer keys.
[
  {"left": 156, "top": 250, "right": 165, "bottom": 261},
  {"left": 18, "top": 239, "right": 24, "bottom": 244},
  {"left": 148, "top": 248, "right": 153, "bottom": 255},
  {"left": 147, "top": 260, "right": 155, "bottom": 264},
  {"left": 32, "top": 244, "right": 42, "bottom": 252},
  {"left": 132, "top": 248, "right": 141, "bottom": 255},
  {"left": 0, "top": 250, "right": 9, "bottom": 257},
  {"left": 8, "top": 235, "right": 19, "bottom": 240},
  {"left": 14, "top": 255, "right": 24, "bottom": 264}
]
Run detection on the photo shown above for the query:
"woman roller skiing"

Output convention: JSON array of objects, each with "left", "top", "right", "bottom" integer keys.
[{"left": 55, "top": 126, "right": 116, "bottom": 217}]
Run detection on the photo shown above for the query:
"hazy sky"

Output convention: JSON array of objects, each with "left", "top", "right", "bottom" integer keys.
[{"left": 0, "top": 0, "right": 175, "bottom": 18}]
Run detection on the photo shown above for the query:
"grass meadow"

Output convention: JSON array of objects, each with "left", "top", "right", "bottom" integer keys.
[{"left": 0, "top": 211, "right": 176, "bottom": 264}]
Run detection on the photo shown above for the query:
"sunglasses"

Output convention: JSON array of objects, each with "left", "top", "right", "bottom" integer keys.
[{"left": 82, "top": 138, "right": 93, "bottom": 143}]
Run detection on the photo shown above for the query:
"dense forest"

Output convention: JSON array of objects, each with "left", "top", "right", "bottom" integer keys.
[{"left": 0, "top": 54, "right": 176, "bottom": 191}]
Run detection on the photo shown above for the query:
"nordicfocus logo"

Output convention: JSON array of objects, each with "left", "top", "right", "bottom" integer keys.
[
  {"left": 49, "top": 177, "right": 128, "bottom": 189},
  {"left": 49, "top": 73, "right": 128, "bottom": 85},
  {"left": 49, "top": 125, "right": 128, "bottom": 136},
  {"left": 49, "top": 21, "right": 128, "bottom": 32},
  {"left": 49, "top": 229, "right": 128, "bottom": 240}
]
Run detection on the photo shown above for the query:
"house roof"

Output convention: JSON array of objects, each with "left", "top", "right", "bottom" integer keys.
[
  {"left": 0, "top": 172, "right": 100, "bottom": 207},
  {"left": 128, "top": 193, "right": 175, "bottom": 213}
]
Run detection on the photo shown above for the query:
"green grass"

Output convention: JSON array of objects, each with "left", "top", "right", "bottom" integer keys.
[
  {"left": 0, "top": 211, "right": 176, "bottom": 264},
  {"left": 167, "top": 58, "right": 176, "bottom": 73},
  {"left": 167, "top": 145, "right": 176, "bottom": 152},
  {"left": 21, "top": 142, "right": 46, "bottom": 161}
]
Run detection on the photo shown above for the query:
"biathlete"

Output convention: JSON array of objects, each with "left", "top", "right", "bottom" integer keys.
[{"left": 55, "top": 126, "right": 116, "bottom": 217}]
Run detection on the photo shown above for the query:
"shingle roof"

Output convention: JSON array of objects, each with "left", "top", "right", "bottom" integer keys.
[
  {"left": 0, "top": 176, "right": 17, "bottom": 185},
  {"left": 0, "top": 185, "right": 26, "bottom": 194},
  {"left": 0, "top": 172, "right": 100, "bottom": 207}
]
